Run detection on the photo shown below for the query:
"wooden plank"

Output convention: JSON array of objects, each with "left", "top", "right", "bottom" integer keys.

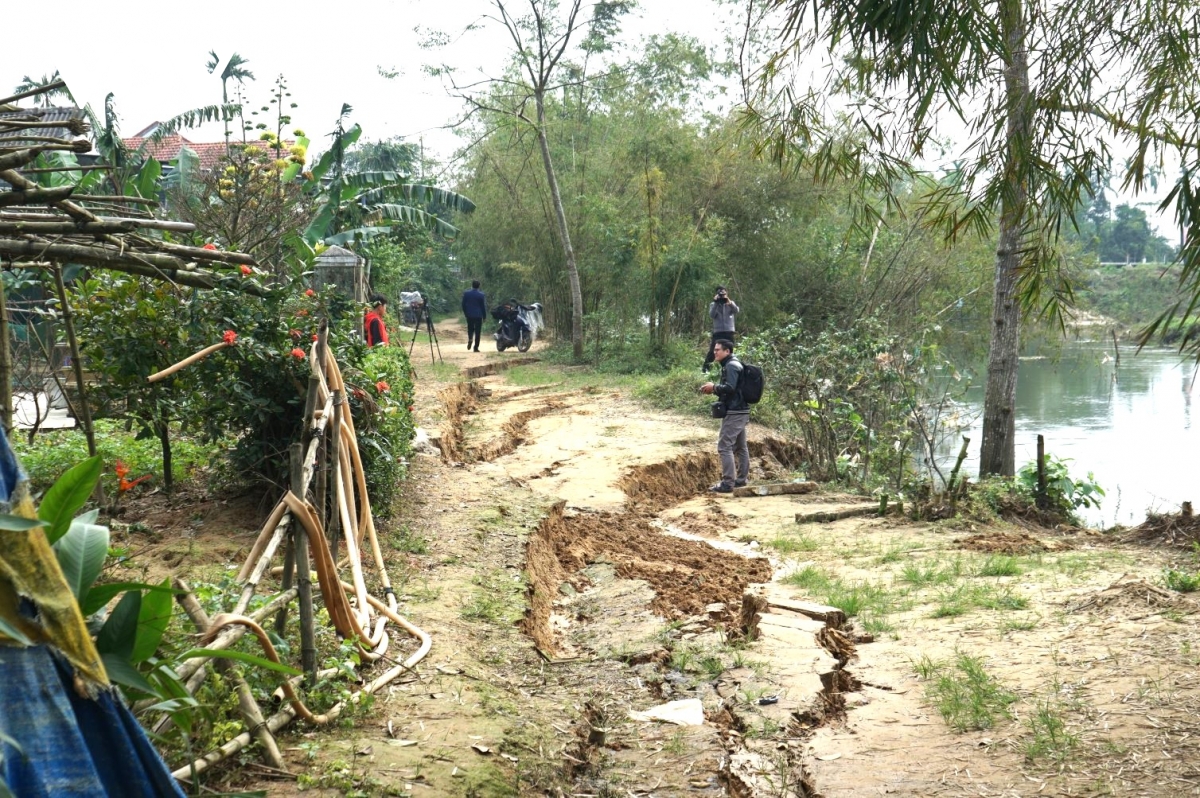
[
  {"left": 766, "top": 597, "right": 847, "bottom": 628},
  {"left": 795, "top": 504, "right": 878, "bottom": 523},
  {"left": 732, "top": 481, "right": 818, "bottom": 498}
]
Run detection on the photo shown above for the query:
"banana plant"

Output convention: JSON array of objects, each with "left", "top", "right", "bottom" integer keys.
[{"left": 301, "top": 106, "right": 476, "bottom": 245}]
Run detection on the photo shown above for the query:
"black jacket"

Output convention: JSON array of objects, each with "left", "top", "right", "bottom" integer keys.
[{"left": 714, "top": 354, "right": 750, "bottom": 414}]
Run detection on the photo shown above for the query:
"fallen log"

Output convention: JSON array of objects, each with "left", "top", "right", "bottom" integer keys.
[
  {"left": 765, "top": 597, "right": 847, "bottom": 628},
  {"left": 795, "top": 504, "right": 880, "bottom": 523},
  {"left": 732, "top": 481, "right": 818, "bottom": 498}
]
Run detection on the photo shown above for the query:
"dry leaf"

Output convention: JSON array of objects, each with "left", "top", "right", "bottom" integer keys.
[
  {"left": 472, "top": 744, "right": 492, "bottom": 755},
  {"left": 386, "top": 739, "right": 418, "bottom": 747}
]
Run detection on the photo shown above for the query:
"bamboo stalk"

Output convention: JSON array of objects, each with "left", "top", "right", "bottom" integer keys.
[
  {"left": 172, "top": 588, "right": 298, "bottom": 684},
  {"left": 73, "top": 194, "right": 158, "bottom": 206},
  {"left": 0, "top": 186, "right": 75, "bottom": 206},
  {"left": 0, "top": 211, "right": 194, "bottom": 232},
  {"left": 147, "top": 341, "right": 233, "bottom": 383},
  {"left": 173, "top": 580, "right": 286, "bottom": 771},
  {"left": 0, "top": 275, "right": 11, "bottom": 434},
  {"left": 0, "top": 148, "right": 46, "bottom": 172},
  {"left": 232, "top": 518, "right": 290, "bottom": 616},
  {"left": 51, "top": 265, "right": 96, "bottom": 462},
  {"left": 0, "top": 79, "right": 67, "bottom": 106}
]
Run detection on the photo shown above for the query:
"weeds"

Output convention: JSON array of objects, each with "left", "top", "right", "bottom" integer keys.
[
  {"left": 1022, "top": 700, "right": 1080, "bottom": 762},
  {"left": 915, "top": 652, "right": 1018, "bottom": 731},
  {"left": 766, "top": 532, "right": 820, "bottom": 554},
  {"left": 1163, "top": 568, "right": 1200, "bottom": 592},
  {"left": 977, "top": 555, "right": 1021, "bottom": 577},
  {"left": 931, "top": 583, "right": 1028, "bottom": 618}
]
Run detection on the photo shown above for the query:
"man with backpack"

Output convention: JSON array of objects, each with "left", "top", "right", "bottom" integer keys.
[{"left": 700, "top": 339, "right": 754, "bottom": 493}]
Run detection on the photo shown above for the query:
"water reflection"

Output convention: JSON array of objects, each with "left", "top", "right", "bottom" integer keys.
[{"left": 945, "top": 342, "right": 1198, "bottom": 529}]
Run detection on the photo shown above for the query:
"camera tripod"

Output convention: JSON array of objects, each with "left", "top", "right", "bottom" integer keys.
[{"left": 407, "top": 303, "right": 443, "bottom": 366}]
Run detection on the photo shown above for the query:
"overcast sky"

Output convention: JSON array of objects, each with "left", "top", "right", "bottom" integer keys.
[
  {"left": 6, "top": 0, "right": 727, "bottom": 169},
  {"left": 6, "top": 0, "right": 1178, "bottom": 237}
]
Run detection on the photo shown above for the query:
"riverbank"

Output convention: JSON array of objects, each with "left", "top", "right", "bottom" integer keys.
[{"left": 151, "top": 316, "right": 1197, "bottom": 797}]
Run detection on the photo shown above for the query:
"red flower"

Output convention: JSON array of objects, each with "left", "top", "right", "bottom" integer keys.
[
  {"left": 202, "top": 243, "right": 217, "bottom": 251},
  {"left": 114, "top": 460, "right": 151, "bottom": 493},
  {"left": 296, "top": 309, "right": 309, "bottom": 317},
  {"left": 312, "top": 334, "right": 319, "bottom": 341},
  {"left": 240, "top": 264, "right": 252, "bottom": 276},
  {"left": 352, "top": 388, "right": 366, "bottom": 400},
  {"left": 222, "top": 330, "right": 238, "bottom": 345},
  {"left": 305, "top": 288, "right": 315, "bottom": 297},
  {"left": 290, "top": 329, "right": 301, "bottom": 338},
  {"left": 375, "top": 381, "right": 390, "bottom": 392},
  {"left": 407, "top": 405, "right": 414, "bottom": 412},
  {"left": 291, "top": 348, "right": 306, "bottom": 359}
]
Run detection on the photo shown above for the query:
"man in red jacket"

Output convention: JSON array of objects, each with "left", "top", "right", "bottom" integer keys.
[{"left": 364, "top": 294, "right": 390, "bottom": 346}]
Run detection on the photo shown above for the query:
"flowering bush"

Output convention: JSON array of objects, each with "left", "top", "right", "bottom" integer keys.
[{"left": 345, "top": 346, "right": 415, "bottom": 512}]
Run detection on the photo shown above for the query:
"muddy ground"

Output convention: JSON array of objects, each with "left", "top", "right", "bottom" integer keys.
[{"left": 120, "top": 318, "right": 1200, "bottom": 797}]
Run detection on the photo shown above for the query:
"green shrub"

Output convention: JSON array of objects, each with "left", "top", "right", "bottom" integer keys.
[{"left": 1016, "top": 454, "right": 1104, "bottom": 520}]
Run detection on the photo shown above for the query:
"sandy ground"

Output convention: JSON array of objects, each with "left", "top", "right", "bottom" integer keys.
[{"left": 125, "top": 317, "right": 1200, "bottom": 797}]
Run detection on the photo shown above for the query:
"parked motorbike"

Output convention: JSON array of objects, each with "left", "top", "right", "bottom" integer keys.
[{"left": 492, "top": 301, "right": 543, "bottom": 352}]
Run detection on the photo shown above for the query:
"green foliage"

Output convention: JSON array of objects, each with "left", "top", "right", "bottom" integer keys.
[
  {"left": 1163, "top": 568, "right": 1200, "bottom": 593},
  {"left": 37, "top": 455, "right": 101, "bottom": 544},
  {"left": 745, "top": 317, "right": 967, "bottom": 487},
  {"left": 345, "top": 345, "right": 416, "bottom": 513},
  {"left": 1016, "top": 454, "right": 1104, "bottom": 520},
  {"left": 13, "top": 419, "right": 214, "bottom": 495},
  {"left": 914, "top": 652, "right": 1018, "bottom": 732},
  {"left": 1022, "top": 700, "right": 1081, "bottom": 762}
]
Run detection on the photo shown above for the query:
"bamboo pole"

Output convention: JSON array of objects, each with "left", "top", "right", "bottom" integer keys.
[
  {"left": 172, "top": 588, "right": 299, "bottom": 684},
  {"left": 51, "top": 265, "right": 96, "bottom": 460},
  {"left": 0, "top": 275, "right": 11, "bottom": 434},
  {"left": 173, "top": 580, "right": 286, "bottom": 771},
  {"left": 0, "top": 79, "right": 67, "bottom": 106},
  {"left": 0, "top": 186, "right": 75, "bottom": 206},
  {"left": 0, "top": 211, "right": 195, "bottom": 232}
]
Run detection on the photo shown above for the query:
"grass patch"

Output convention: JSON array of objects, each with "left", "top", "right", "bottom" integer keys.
[
  {"left": 915, "top": 652, "right": 1018, "bottom": 731},
  {"left": 900, "top": 558, "right": 963, "bottom": 587},
  {"left": 782, "top": 565, "right": 832, "bottom": 592},
  {"left": 765, "top": 532, "right": 820, "bottom": 554},
  {"left": 1021, "top": 700, "right": 1081, "bottom": 762},
  {"left": 785, "top": 567, "right": 902, "bottom": 630},
  {"left": 977, "top": 555, "right": 1021, "bottom": 577},
  {"left": 461, "top": 570, "right": 524, "bottom": 623},
  {"left": 931, "top": 583, "right": 1029, "bottom": 618},
  {"left": 1163, "top": 568, "right": 1200, "bottom": 592}
]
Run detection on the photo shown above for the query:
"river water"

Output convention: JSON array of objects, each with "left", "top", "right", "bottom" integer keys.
[{"left": 943, "top": 340, "right": 1199, "bottom": 529}]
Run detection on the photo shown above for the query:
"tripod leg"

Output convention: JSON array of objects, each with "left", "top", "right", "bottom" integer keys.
[
  {"left": 408, "top": 313, "right": 421, "bottom": 356},
  {"left": 426, "top": 313, "right": 443, "bottom": 363}
]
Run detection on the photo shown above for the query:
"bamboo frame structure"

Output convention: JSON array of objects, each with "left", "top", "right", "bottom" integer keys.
[{"left": 146, "top": 324, "right": 430, "bottom": 783}]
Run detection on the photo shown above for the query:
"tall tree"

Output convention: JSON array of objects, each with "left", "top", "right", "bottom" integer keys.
[
  {"left": 206, "top": 51, "right": 255, "bottom": 154},
  {"left": 437, "top": 0, "right": 633, "bottom": 359},
  {"left": 742, "top": 0, "right": 1200, "bottom": 476}
]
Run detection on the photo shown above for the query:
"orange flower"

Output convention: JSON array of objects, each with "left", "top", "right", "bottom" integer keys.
[
  {"left": 305, "top": 288, "right": 315, "bottom": 297},
  {"left": 312, "top": 334, "right": 319, "bottom": 341},
  {"left": 222, "top": 330, "right": 238, "bottom": 345},
  {"left": 240, "top": 265, "right": 252, "bottom": 276},
  {"left": 114, "top": 460, "right": 151, "bottom": 492},
  {"left": 375, "top": 381, "right": 390, "bottom": 392},
  {"left": 202, "top": 243, "right": 218, "bottom": 251},
  {"left": 291, "top": 348, "right": 306, "bottom": 359}
]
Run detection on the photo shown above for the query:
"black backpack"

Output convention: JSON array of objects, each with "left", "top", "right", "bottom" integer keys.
[{"left": 740, "top": 362, "right": 764, "bottom": 404}]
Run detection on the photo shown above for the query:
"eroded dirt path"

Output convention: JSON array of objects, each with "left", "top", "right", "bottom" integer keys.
[{"left": 249, "top": 318, "right": 1200, "bottom": 797}]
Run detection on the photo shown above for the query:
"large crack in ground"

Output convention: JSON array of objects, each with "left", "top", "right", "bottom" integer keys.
[{"left": 440, "top": 368, "right": 853, "bottom": 796}]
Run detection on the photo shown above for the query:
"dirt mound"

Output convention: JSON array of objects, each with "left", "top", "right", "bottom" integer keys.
[
  {"left": 956, "top": 529, "right": 1064, "bottom": 554},
  {"left": 462, "top": 356, "right": 539, "bottom": 379},
  {"left": 522, "top": 502, "right": 772, "bottom": 655},
  {"left": 1069, "top": 575, "right": 1200, "bottom": 617},
  {"left": 666, "top": 507, "right": 739, "bottom": 537},
  {"left": 1127, "top": 507, "right": 1200, "bottom": 547}
]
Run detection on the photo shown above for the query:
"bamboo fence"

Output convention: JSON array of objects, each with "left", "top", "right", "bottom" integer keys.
[{"left": 156, "top": 326, "right": 430, "bottom": 782}]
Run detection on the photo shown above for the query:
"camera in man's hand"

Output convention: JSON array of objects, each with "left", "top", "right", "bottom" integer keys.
[{"left": 714, "top": 288, "right": 729, "bottom": 303}]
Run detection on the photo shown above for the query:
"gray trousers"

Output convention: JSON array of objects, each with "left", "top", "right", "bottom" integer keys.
[{"left": 717, "top": 412, "right": 750, "bottom": 487}]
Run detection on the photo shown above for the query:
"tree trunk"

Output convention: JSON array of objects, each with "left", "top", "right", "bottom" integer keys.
[
  {"left": 158, "top": 419, "right": 173, "bottom": 495},
  {"left": 534, "top": 95, "right": 584, "bottom": 360},
  {"left": 979, "top": 0, "right": 1031, "bottom": 478},
  {"left": 0, "top": 276, "right": 11, "bottom": 435}
]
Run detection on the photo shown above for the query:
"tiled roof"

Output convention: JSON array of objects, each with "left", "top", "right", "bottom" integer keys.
[{"left": 122, "top": 134, "right": 297, "bottom": 171}]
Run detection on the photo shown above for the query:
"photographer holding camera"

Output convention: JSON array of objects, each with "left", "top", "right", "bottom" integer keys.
[
  {"left": 700, "top": 338, "right": 750, "bottom": 493},
  {"left": 703, "top": 285, "right": 740, "bottom": 372}
]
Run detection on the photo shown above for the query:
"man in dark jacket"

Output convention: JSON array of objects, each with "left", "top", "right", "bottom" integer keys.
[
  {"left": 461, "top": 280, "right": 487, "bottom": 352},
  {"left": 700, "top": 339, "right": 750, "bottom": 493},
  {"left": 703, "top": 285, "right": 740, "bottom": 372}
]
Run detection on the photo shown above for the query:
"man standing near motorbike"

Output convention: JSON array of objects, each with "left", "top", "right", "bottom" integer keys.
[
  {"left": 700, "top": 339, "right": 750, "bottom": 493},
  {"left": 462, "top": 280, "right": 487, "bottom": 352},
  {"left": 703, "top": 285, "right": 740, "bottom": 373}
]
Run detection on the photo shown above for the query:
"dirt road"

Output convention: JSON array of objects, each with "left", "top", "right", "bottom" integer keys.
[{"left": 237, "top": 318, "right": 1200, "bottom": 797}]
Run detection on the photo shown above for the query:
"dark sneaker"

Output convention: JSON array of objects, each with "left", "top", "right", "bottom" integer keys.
[
  {"left": 734, "top": 480, "right": 747, "bottom": 488},
  {"left": 709, "top": 483, "right": 733, "bottom": 494}
]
